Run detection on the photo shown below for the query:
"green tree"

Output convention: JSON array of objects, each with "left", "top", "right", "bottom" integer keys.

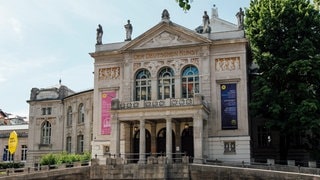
[
  {"left": 314, "top": 0, "right": 320, "bottom": 10},
  {"left": 246, "top": 0, "right": 320, "bottom": 161},
  {"left": 176, "top": 0, "right": 192, "bottom": 10}
]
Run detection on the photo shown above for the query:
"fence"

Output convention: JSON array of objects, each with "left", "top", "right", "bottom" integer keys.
[{"left": 0, "top": 160, "right": 90, "bottom": 177}]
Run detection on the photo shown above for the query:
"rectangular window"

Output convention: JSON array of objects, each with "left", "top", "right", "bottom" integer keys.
[
  {"left": 41, "top": 107, "right": 52, "bottom": 115},
  {"left": 47, "top": 107, "right": 52, "bottom": 115},
  {"left": 41, "top": 108, "right": 46, "bottom": 115},
  {"left": 77, "top": 135, "right": 84, "bottom": 154},
  {"left": 224, "top": 141, "right": 236, "bottom": 154},
  {"left": 21, "top": 145, "right": 27, "bottom": 161},
  {"left": 4, "top": 146, "right": 14, "bottom": 161},
  {"left": 66, "top": 137, "right": 72, "bottom": 153},
  {"left": 220, "top": 84, "right": 238, "bottom": 129}
]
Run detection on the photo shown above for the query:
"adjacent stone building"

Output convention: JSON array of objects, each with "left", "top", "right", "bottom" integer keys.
[
  {"left": 27, "top": 8, "right": 251, "bottom": 166},
  {"left": 0, "top": 109, "right": 28, "bottom": 163},
  {"left": 26, "top": 83, "right": 93, "bottom": 166}
]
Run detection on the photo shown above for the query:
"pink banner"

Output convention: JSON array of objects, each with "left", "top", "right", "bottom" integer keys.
[{"left": 101, "top": 91, "right": 116, "bottom": 135}]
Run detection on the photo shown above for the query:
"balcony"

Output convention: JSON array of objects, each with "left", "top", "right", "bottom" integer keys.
[{"left": 111, "top": 94, "right": 209, "bottom": 111}]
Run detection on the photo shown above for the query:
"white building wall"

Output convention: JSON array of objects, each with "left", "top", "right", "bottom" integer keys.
[{"left": 208, "top": 136, "right": 251, "bottom": 162}]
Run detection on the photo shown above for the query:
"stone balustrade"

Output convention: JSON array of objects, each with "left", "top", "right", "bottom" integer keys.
[{"left": 111, "top": 94, "right": 209, "bottom": 110}]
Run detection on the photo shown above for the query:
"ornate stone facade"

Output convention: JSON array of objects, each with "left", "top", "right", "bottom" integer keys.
[
  {"left": 26, "top": 8, "right": 250, "bottom": 167},
  {"left": 90, "top": 9, "right": 250, "bottom": 164}
]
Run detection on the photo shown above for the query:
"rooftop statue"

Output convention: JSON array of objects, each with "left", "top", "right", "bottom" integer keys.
[
  {"left": 161, "top": 9, "right": 170, "bottom": 21},
  {"left": 124, "top": 20, "right": 133, "bottom": 41},
  {"left": 96, "top": 24, "right": 103, "bottom": 45},
  {"left": 236, "top": 8, "right": 244, "bottom": 30},
  {"left": 202, "top": 11, "right": 211, "bottom": 33}
]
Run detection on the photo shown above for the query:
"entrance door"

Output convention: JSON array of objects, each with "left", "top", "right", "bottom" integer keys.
[
  {"left": 156, "top": 128, "right": 176, "bottom": 156},
  {"left": 181, "top": 126, "right": 194, "bottom": 157},
  {"left": 133, "top": 129, "right": 151, "bottom": 162}
]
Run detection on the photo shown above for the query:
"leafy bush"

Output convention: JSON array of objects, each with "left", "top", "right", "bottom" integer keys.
[
  {"left": 0, "top": 162, "right": 24, "bottom": 169},
  {"left": 39, "top": 152, "right": 91, "bottom": 165},
  {"left": 40, "top": 153, "right": 57, "bottom": 165}
]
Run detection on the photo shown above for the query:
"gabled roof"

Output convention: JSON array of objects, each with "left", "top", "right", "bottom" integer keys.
[
  {"left": 0, "top": 109, "right": 8, "bottom": 118},
  {"left": 120, "top": 20, "right": 212, "bottom": 52}
]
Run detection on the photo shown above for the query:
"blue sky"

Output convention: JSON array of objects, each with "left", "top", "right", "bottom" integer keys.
[{"left": 0, "top": 0, "right": 250, "bottom": 118}]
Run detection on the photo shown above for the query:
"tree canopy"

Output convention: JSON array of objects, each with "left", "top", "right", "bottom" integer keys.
[
  {"left": 176, "top": 0, "right": 192, "bottom": 11},
  {"left": 245, "top": 0, "right": 320, "bottom": 160}
]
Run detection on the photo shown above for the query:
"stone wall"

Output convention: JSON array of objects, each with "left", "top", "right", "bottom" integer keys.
[
  {"left": 90, "top": 163, "right": 189, "bottom": 179},
  {"left": 1, "top": 162, "right": 320, "bottom": 180},
  {"left": 189, "top": 164, "right": 320, "bottom": 180},
  {"left": 0, "top": 166, "right": 90, "bottom": 180}
]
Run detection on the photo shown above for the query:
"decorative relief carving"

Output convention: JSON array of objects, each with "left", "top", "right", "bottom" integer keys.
[
  {"left": 133, "top": 57, "right": 199, "bottom": 77},
  {"left": 36, "top": 117, "right": 56, "bottom": 125},
  {"left": 133, "top": 63, "right": 141, "bottom": 71},
  {"left": 215, "top": 57, "right": 240, "bottom": 72},
  {"left": 141, "top": 32, "right": 192, "bottom": 48},
  {"left": 98, "top": 67, "right": 120, "bottom": 80},
  {"left": 146, "top": 61, "right": 164, "bottom": 75},
  {"left": 190, "top": 58, "right": 199, "bottom": 66},
  {"left": 170, "top": 59, "right": 188, "bottom": 73}
]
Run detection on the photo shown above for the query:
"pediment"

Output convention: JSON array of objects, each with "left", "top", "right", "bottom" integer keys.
[
  {"left": 122, "top": 21, "right": 211, "bottom": 51},
  {"left": 139, "top": 31, "right": 193, "bottom": 48}
]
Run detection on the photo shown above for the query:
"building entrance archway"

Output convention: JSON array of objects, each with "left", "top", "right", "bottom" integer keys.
[
  {"left": 181, "top": 126, "right": 194, "bottom": 157},
  {"left": 156, "top": 128, "right": 176, "bottom": 156},
  {"left": 133, "top": 129, "right": 151, "bottom": 162}
]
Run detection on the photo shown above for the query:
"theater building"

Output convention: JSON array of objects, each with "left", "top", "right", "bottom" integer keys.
[
  {"left": 90, "top": 8, "right": 250, "bottom": 164},
  {"left": 26, "top": 8, "right": 251, "bottom": 166}
]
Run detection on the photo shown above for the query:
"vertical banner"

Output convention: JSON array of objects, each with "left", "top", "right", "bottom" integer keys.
[
  {"left": 221, "top": 84, "right": 238, "bottom": 129},
  {"left": 101, "top": 91, "right": 116, "bottom": 135}
]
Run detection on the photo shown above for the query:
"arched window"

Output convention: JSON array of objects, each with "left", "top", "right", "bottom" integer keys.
[
  {"left": 181, "top": 65, "right": 199, "bottom": 98},
  {"left": 67, "top": 106, "right": 72, "bottom": 126},
  {"left": 135, "top": 69, "right": 151, "bottom": 101},
  {"left": 41, "top": 121, "right": 51, "bottom": 144},
  {"left": 158, "top": 67, "right": 175, "bottom": 99},
  {"left": 78, "top": 104, "right": 84, "bottom": 123}
]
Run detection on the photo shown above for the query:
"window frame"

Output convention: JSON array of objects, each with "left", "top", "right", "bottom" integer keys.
[
  {"left": 135, "top": 69, "right": 151, "bottom": 101},
  {"left": 181, "top": 65, "right": 199, "bottom": 98},
  {"left": 77, "top": 135, "right": 84, "bottom": 154},
  {"left": 158, "top": 67, "right": 175, "bottom": 99},
  {"left": 67, "top": 106, "right": 72, "bottom": 126},
  {"left": 41, "top": 121, "right": 51, "bottom": 144},
  {"left": 21, "top": 145, "right": 27, "bottom": 161},
  {"left": 66, "top": 136, "right": 72, "bottom": 153},
  {"left": 78, "top": 104, "right": 85, "bottom": 124}
]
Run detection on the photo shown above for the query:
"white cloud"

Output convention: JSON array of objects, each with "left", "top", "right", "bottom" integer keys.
[
  {"left": 0, "top": 53, "right": 62, "bottom": 83},
  {"left": 8, "top": 17, "right": 23, "bottom": 40}
]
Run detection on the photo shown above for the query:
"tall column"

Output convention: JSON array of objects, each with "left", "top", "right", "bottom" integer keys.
[
  {"left": 175, "top": 121, "right": 181, "bottom": 160},
  {"left": 166, "top": 118, "right": 172, "bottom": 163},
  {"left": 193, "top": 113, "right": 203, "bottom": 164},
  {"left": 151, "top": 122, "right": 157, "bottom": 155},
  {"left": 115, "top": 118, "right": 120, "bottom": 157},
  {"left": 138, "top": 119, "right": 146, "bottom": 164},
  {"left": 110, "top": 114, "right": 120, "bottom": 157}
]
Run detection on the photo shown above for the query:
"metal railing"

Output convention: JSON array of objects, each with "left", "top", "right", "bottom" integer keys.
[
  {"left": 0, "top": 161, "right": 90, "bottom": 177},
  {"left": 105, "top": 152, "right": 191, "bottom": 164}
]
